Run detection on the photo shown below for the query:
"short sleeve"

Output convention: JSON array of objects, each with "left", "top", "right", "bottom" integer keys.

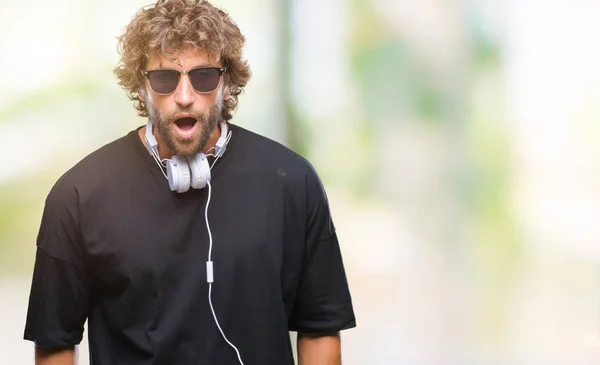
[
  {"left": 288, "top": 167, "right": 356, "bottom": 334},
  {"left": 23, "top": 180, "right": 91, "bottom": 348}
]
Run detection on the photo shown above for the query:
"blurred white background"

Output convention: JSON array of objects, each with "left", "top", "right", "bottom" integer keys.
[{"left": 1, "top": 0, "right": 600, "bottom": 364}]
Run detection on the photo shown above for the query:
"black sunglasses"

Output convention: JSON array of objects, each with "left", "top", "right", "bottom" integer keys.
[{"left": 141, "top": 66, "right": 226, "bottom": 95}]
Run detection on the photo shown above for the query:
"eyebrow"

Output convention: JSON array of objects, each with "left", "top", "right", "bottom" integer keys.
[{"left": 151, "top": 61, "right": 220, "bottom": 70}]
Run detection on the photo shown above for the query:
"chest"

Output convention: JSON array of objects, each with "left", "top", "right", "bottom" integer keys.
[{"left": 79, "top": 177, "right": 305, "bottom": 297}]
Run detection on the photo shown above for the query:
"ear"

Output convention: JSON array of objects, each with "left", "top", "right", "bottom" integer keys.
[{"left": 138, "top": 86, "right": 147, "bottom": 102}]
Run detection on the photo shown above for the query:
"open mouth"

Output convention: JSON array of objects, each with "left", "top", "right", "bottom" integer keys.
[{"left": 173, "top": 117, "right": 199, "bottom": 139}]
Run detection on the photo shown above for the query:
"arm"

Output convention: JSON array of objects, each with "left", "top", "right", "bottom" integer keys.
[
  {"left": 289, "top": 168, "right": 355, "bottom": 363},
  {"left": 35, "top": 346, "right": 75, "bottom": 365},
  {"left": 297, "top": 332, "right": 341, "bottom": 365},
  {"left": 24, "top": 183, "right": 90, "bottom": 361}
]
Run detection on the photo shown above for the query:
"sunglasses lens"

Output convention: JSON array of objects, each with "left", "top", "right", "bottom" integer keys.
[
  {"left": 148, "top": 70, "right": 180, "bottom": 94},
  {"left": 189, "top": 68, "right": 222, "bottom": 93}
]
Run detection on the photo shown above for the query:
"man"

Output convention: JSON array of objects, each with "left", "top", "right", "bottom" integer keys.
[{"left": 22, "top": 0, "right": 356, "bottom": 364}]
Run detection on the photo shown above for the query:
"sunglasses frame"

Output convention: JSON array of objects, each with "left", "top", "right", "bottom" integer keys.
[{"left": 141, "top": 66, "right": 227, "bottom": 95}]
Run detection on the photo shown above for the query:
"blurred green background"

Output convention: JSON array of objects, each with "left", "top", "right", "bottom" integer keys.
[{"left": 1, "top": 0, "right": 600, "bottom": 364}]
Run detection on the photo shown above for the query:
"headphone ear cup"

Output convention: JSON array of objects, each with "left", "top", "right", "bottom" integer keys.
[
  {"left": 188, "top": 153, "right": 211, "bottom": 189},
  {"left": 166, "top": 156, "right": 191, "bottom": 193}
]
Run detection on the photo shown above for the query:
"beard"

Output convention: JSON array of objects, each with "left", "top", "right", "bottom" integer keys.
[{"left": 146, "top": 94, "right": 223, "bottom": 158}]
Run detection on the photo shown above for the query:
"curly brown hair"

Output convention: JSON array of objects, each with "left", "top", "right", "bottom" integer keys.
[{"left": 114, "top": 0, "right": 251, "bottom": 121}]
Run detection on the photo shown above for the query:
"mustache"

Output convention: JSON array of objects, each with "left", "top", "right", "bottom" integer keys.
[{"left": 164, "top": 110, "right": 205, "bottom": 122}]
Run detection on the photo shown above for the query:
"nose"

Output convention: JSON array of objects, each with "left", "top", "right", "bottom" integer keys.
[{"left": 173, "top": 74, "right": 194, "bottom": 108}]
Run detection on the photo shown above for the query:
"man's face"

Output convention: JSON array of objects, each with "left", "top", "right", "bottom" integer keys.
[{"left": 142, "top": 48, "right": 226, "bottom": 157}]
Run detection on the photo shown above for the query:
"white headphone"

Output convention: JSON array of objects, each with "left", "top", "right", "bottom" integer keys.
[{"left": 144, "top": 119, "right": 230, "bottom": 193}]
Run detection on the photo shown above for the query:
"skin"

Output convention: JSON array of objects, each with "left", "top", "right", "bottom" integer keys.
[
  {"left": 34, "top": 347, "right": 75, "bottom": 365},
  {"left": 137, "top": 47, "right": 230, "bottom": 159},
  {"left": 35, "top": 47, "right": 343, "bottom": 364},
  {"left": 298, "top": 332, "right": 343, "bottom": 365}
]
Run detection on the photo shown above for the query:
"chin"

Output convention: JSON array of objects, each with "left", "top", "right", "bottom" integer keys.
[
  {"left": 164, "top": 135, "right": 199, "bottom": 157},
  {"left": 174, "top": 143, "right": 203, "bottom": 158}
]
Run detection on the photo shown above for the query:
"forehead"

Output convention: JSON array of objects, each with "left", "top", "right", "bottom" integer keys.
[{"left": 146, "top": 47, "right": 221, "bottom": 70}]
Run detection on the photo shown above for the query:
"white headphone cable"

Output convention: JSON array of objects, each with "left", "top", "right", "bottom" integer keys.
[
  {"left": 205, "top": 180, "right": 245, "bottom": 365},
  {"left": 209, "top": 130, "right": 232, "bottom": 169},
  {"left": 150, "top": 151, "right": 169, "bottom": 180}
]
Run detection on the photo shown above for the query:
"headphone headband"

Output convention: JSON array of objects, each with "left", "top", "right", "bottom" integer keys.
[{"left": 144, "top": 120, "right": 159, "bottom": 156}]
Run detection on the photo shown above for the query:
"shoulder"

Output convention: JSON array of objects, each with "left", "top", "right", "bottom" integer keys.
[
  {"left": 229, "top": 124, "right": 329, "bottom": 218},
  {"left": 229, "top": 123, "right": 320, "bottom": 180},
  {"left": 46, "top": 131, "right": 137, "bottom": 203}
]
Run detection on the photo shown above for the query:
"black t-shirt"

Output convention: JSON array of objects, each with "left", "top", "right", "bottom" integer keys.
[{"left": 23, "top": 123, "right": 356, "bottom": 365}]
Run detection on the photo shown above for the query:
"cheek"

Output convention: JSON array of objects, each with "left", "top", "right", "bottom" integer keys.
[
  {"left": 147, "top": 96, "right": 168, "bottom": 120},
  {"left": 195, "top": 93, "right": 221, "bottom": 114},
  {"left": 151, "top": 96, "right": 173, "bottom": 115}
]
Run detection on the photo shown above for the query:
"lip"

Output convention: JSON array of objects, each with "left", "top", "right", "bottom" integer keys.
[
  {"left": 174, "top": 113, "right": 196, "bottom": 119},
  {"left": 172, "top": 114, "right": 199, "bottom": 139}
]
